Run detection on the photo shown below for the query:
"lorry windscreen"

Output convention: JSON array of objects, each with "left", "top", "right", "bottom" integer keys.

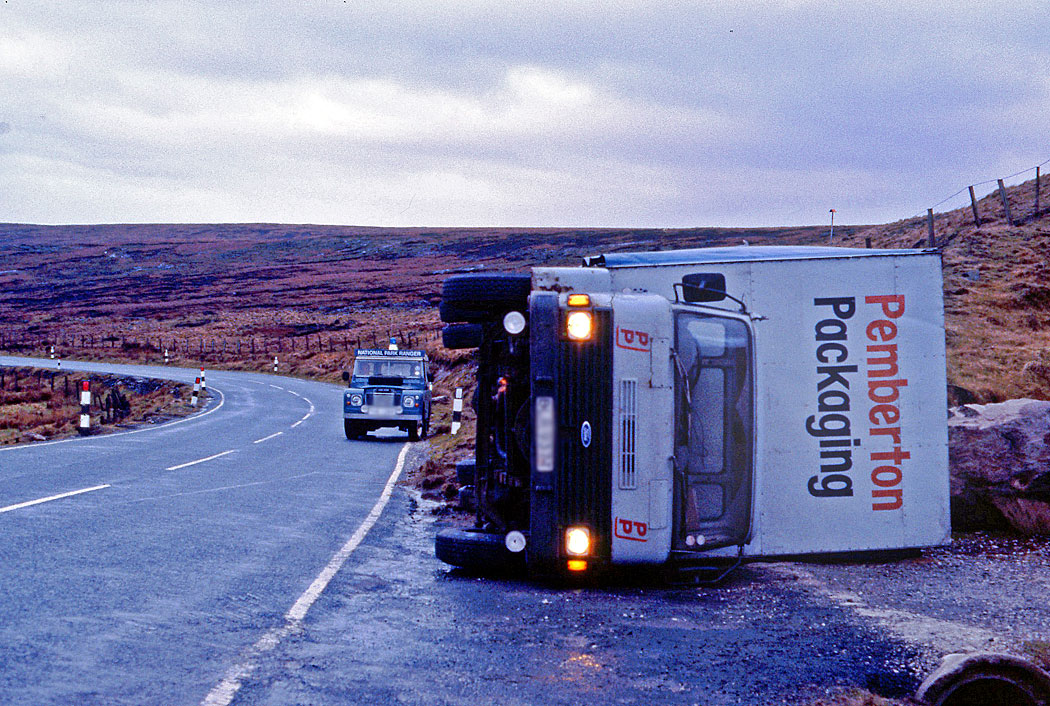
[{"left": 673, "top": 312, "right": 753, "bottom": 550}]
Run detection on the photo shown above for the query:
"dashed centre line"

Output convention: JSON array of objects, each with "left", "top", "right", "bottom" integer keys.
[
  {"left": 0, "top": 484, "right": 111, "bottom": 514},
  {"left": 253, "top": 432, "right": 284, "bottom": 444},
  {"left": 166, "top": 449, "right": 237, "bottom": 471}
]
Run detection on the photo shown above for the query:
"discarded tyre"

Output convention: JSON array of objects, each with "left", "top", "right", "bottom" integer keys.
[
  {"left": 442, "top": 323, "right": 484, "bottom": 349},
  {"left": 434, "top": 527, "right": 524, "bottom": 573},
  {"left": 439, "top": 273, "right": 531, "bottom": 323},
  {"left": 916, "top": 653, "right": 1050, "bottom": 706}
]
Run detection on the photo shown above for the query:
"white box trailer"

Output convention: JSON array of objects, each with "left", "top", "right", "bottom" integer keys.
[{"left": 436, "top": 245, "right": 950, "bottom": 576}]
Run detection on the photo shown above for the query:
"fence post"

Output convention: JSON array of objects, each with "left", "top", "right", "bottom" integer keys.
[
  {"left": 1036, "top": 166, "right": 1041, "bottom": 217},
  {"left": 969, "top": 185, "right": 981, "bottom": 227},
  {"left": 927, "top": 209, "right": 936, "bottom": 247},
  {"left": 998, "top": 179, "right": 1014, "bottom": 225}
]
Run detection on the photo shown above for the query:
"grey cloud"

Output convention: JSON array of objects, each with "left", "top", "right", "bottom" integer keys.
[{"left": 2, "top": 1, "right": 1049, "bottom": 226}]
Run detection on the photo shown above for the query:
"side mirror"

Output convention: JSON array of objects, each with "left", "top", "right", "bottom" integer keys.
[
  {"left": 681, "top": 273, "right": 727, "bottom": 303},
  {"left": 341, "top": 371, "right": 350, "bottom": 382}
]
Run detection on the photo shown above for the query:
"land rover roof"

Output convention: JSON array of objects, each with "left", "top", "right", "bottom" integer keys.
[
  {"left": 353, "top": 349, "right": 427, "bottom": 359},
  {"left": 584, "top": 245, "right": 937, "bottom": 268}
]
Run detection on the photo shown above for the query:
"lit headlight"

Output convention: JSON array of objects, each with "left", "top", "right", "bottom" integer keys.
[
  {"left": 349, "top": 394, "right": 363, "bottom": 406},
  {"left": 402, "top": 395, "right": 417, "bottom": 407},
  {"left": 566, "top": 311, "right": 593, "bottom": 341},
  {"left": 565, "top": 527, "right": 591, "bottom": 557}
]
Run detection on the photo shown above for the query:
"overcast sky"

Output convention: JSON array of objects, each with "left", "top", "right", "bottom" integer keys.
[{"left": 1, "top": 1, "right": 1048, "bottom": 227}]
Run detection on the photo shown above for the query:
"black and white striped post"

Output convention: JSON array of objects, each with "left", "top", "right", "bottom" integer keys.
[
  {"left": 164, "top": 348, "right": 169, "bottom": 365},
  {"left": 273, "top": 356, "right": 278, "bottom": 373},
  {"left": 451, "top": 387, "right": 463, "bottom": 435},
  {"left": 190, "top": 376, "right": 201, "bottom": 407},
  {"left": 78, "top": 381, "right": 91, "bottom": 435},
  {"left": 199, "top": 367, "right": 206, "bottom": 391},
  {"left": 49, "top": 345, "right": 55, "bottom": 360}
]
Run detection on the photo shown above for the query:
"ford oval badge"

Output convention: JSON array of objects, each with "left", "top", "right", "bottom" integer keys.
[{"left": 580, "top": 421, "right": 592, "bottom": 448}]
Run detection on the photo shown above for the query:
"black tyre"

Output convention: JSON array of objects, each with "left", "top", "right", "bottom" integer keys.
[
  {"left": 434, "top": 528, "right": 525, "bottom": 573},
  {"left": 442, "top": 322, "right": 484, "bottom": 349},
  {"left": 407, "top": 420, "right": 422, "bottom": 442},
  {"left": 344, "top": 419, "right": 362, "bottom": 440},
  {"left": 439, "top": 273, "right": 531, "bottom": 323}
]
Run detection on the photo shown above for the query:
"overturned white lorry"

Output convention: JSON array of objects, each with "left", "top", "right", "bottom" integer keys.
[{"left": 436, "top": 245, "right": 950, "bottom": 577}]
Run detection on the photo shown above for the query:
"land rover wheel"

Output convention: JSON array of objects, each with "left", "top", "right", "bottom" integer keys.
[
  {"left": 408, "top": 420, "right": 423, "bottom": 442},
  {"left": 441, "top": 322, "right": 484, "bottom": 349},
  {"left": 344, "top": 420, "right": 362, "bottom": 440},
  {"left": 439, "top": 273, "right": 531, "bottom": 323},
  {"left": 434, "top": 528, "right": 525, "bottom": 573}
]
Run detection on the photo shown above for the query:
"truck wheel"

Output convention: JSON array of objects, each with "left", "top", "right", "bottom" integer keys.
[
  {"left": 442, "top": 322, "right": 484, "bottom": 349},
  {"left": 344, "top": 420, "right": 361, "bottom": 440},
  {"left": 435, "top": 528, "right": 525, "bottom": 573},
  {"left": 439, "top": 273, "right": 531, "bottom": 323},
  {"left": 408, "top": 420, "right": 422, "bottom": 442}
]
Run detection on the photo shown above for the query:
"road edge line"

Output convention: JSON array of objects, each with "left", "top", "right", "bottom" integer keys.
[{"left": 199, "top": 442, "right": 410, "bottom": 706}]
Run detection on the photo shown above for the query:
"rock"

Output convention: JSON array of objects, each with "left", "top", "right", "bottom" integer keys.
[{"left": 949, "top": 399, "right": 1050, "bottom": 534}]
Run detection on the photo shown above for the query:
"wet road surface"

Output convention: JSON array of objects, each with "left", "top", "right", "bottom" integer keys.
[
  {"left": 229, "top": 484, "right": 1050, "bottom": 705},
  {"left": 4, "top": 357, "right": 1049, "bottom": 705}
]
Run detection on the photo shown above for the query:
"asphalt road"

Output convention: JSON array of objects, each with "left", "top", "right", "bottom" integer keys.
[
  {"left": 4, "top": 356, "right": 1050, "bottom": 706},
  {"left": 0, "top": 355, "right": 408, "bottom": 705}
]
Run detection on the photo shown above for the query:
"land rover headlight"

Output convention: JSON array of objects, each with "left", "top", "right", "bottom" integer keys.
[
  {"left": 565, "top": 526, "right": 591, "bottom": 557},
  {"left": 402, "top": 395, "right": 417, "bottom": 407},
  {"left": 349, "top": 394, "right": 363, "bottom": 406},
  {"left": 566, "top": 311, "right": 593, "bottom": 341}
]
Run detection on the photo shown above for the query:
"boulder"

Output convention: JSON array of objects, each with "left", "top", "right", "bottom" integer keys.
[{"left": 948, "top": 399, "right": 1050, "bottom": 534}]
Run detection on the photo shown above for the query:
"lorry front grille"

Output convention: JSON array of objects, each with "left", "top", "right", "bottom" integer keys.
[
  {"left": 619, "top": 378, "right": 638, "bottom": 490},
  {"left": 557, "top": 309, "right": 613, "bottom": 558}
]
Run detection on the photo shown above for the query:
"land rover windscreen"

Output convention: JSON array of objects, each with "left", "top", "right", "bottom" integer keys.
[{"left": 342, "top": 349, "right": 431, "bottom": 441}]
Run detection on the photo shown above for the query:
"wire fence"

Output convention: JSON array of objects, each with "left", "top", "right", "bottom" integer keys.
[
  {"left": 910, "top": 155, "right": 1048, "bottom": 244},
  {"left": 0, "top": 328, "right": 443, "bottom": 363}
]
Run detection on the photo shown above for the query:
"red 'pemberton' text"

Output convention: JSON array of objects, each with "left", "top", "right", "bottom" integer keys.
[{"left": 865, "top": 295, "right": 908, "bottom": 511}]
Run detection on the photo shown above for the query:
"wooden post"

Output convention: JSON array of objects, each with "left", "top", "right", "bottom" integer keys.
[
  {"left": 865, "top": 236, "right": 872, "bottom": 249},
  {"left": 969, "top": 185, "right": 980, "bottom": 227},
  {"left": 927, "top": 209, "right": 936, "bottom": 247},
  {"left": 1036, "top": 166, "right": 1041, "bottom": 216},
  {"left": 998, "top": 179, "right": 1014, "bottom": 225}
]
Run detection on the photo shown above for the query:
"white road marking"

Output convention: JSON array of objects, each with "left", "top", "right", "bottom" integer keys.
[
  {"left": 252, "top": 431, "right": 284, "bottom": 444},
  {"left": 200, "top": 443, "right": 410, "bottom": 706},
  {"left": 0, "top": 484, "right": 110, "bottom": 514},
  {"left": 289, "top": 397, "right": 315, "bottom": 428},
  {"left": 268, "top": 384, "right": 285, "bottom": 391},
  {"left": 166, "top": 449, "right": 236, "bottom": 471},
  {"left": 0, "top": 386, "right": 227, "bottom": 453}
]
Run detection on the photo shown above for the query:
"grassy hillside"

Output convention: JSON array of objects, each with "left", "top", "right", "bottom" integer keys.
[{"left": 837, "top": 176, "right": 1050, "bottom": 403}]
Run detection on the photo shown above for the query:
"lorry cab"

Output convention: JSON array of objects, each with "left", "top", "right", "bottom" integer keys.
[{"left": 436, "top": 246, "right": 950, "bottom": 578}]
